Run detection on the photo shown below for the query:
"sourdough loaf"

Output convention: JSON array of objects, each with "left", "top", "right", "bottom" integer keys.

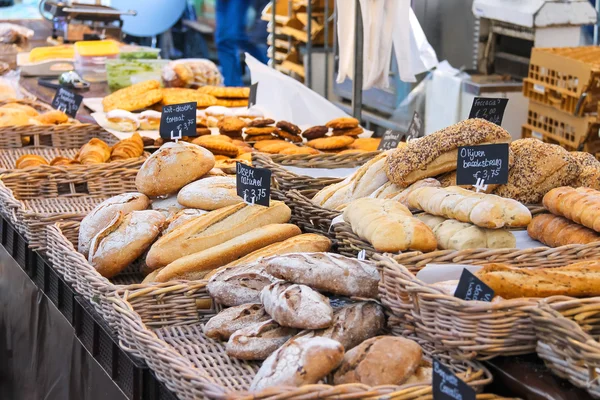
[
  {"left": 177, "top": 176, "right": 241, "bottom": 210},
  {"left": 207, "top": 261, "right": 276, "bottom": 306},
  {"left": 226, "top": 319, "right": 297, "bottom": 360},
  {"left": 203, "top": 303, "right": 269, "bottom": 341}
]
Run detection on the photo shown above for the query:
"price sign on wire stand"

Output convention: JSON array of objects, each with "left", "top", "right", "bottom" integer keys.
[
  {"left": 407, "top": 111, "right": 424, "bottom": 139},
  {"left": 51, "top": 87, "right": 83, "bottom": 118},
  {"left": 468, "top": 97, "right": 508, "bottom": 126},
  {"left": 453, "top": 269, "right": 494, "bottom": 302},
  {"left": 160, "top": 102, "right": 197, "bottom": 141},
  {"left": 432, "top": 358, "right": 476, "bottom": 400},
  {"left": 456, "top": 143, "right": 509, "bottom": 192},
  {"left": 248, "top": 82, "right": 258, "bottom": 107},
  {"left": 236, "top": 162, "right": 271, "bottom": 207},
  {"left": 377, "top": 130, "right": 403, "bottom": 151}
]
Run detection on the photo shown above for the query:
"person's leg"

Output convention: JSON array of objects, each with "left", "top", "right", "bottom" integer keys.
[
  {"left": 215, "top": 0, "right": 244, "bottom": 86},
  {"left": 236, "top": 0, "right": 269, "bottom": 64}
]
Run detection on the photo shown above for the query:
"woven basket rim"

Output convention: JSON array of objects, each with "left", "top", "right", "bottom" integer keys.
[{"left": 256, "top": 150, "right": 381, "bottom": 168}]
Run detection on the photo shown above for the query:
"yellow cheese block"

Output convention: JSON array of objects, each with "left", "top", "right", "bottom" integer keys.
[
  {"left": 74, "top": 40, "right": 120, "bottom": 57},
  {"left": 29, "top": 45, "right": 74, "bottom": 63}
]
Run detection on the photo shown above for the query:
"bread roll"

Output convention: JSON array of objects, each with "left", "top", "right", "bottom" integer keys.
[
  {"left": 152, "top": 223, "right": 301, "bottom": 282},
  {"left": 163, "top": 209, "right": 207, "bottom": 234},
  {"left": 146, "top": 201, "right": 291, "bottom": 268},
  {"left": 415, "top": 214, "right": 516, "bottom": 250},
  {"left": 207, "top": 261, "right": 276, "bottom": 306},
  {"left": 177, "top": 176, "right": 241, "bottom": 210},
  {"left": 250, "top": 336, "right": 344, "bottom": 391},
  {"left": 571, "top": 151, "right": 600, "bottom": 190},
  {"left": 333, "top": 336, "right": 422, "bottom": 386},
  {"left": 493, "top": 139, "right": 579, "bottom": 204},
  {"left": 203, "top": 303, "right": 269, "bottom": 341},
  {"left": 226, "top": 319, "right": 297, "bottom": 360},
  {"left": 343, "top": 198, "right": 437, "bottom": 252},
  {"left": 135, "top": 141, "right": 215, "bottom": 196},
  {"left": 78, "top": 193, "right": 150, "bottom": 257},
  {"left": 88, "top": 210, "right": 165, "bottom": 278},
  {"left": 264, "top": 252, "right": 380, "bottom": 298},
  {"left": 527, "top": 213, "right": 600, "bottom": 247},
  {"left": 385, "top": 119, "right": 511, "bottom": 187},
  {"left": 543, "top": 187, "right": 600, "bottom": 232},
  {"left": 260, "top": 282, "right": 333, "bottom": 329}
]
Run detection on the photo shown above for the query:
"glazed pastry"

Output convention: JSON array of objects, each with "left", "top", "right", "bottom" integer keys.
[
  {"left": 105, "top": 109, "right": 139, "bottom": 132},
  {"left": 138, "top": 110, "right": 161, "bottom": 130}
]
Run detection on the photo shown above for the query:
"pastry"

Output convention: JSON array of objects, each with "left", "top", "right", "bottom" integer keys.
[
  {"left": 385, "top": 119, "right": 511, "bottom": 187},
  {"left": 250, "top": 337, "right": 344, "bottom": 391},
  {"left": 543, "top": 187, "right": 600, "bottom": 232},
  {"left": 244, "top": 126, "right": 279, "bottom": 136},
  {"left": 203, "top": 303, "right": 269, "bottom": 341},
  {"left": 162, "top": 60, "right": 221, "bottom": 88},
  {"left": 34, "top": 110, "right": 69, "bottom": 125},
  {"left": 276, "top": 121, "right": 301, "bottom": 136},
  {"left": 217, "top": 116, "right": 247, "bottom": 133},
  {"left": 349, "top": 137, "right": 381, "bottom": 152},
  {"left": 135, "top": 141, "right": 215, "bottom": 196},
  {"left": 215, "top": 99, "right": 248, "bottom": 108},
  {"left": 256, "top": 141, "right": 296, "bottom": 154},
  {"left": 88, "top": 210, "right": 165, "bottom": 278},
  {"left": 570, "top": 151, "right": 600, "bottom": 190},
  {"left": 301, "top": 125, "right": 329, "bottom": 140},
  {"left": 326, "top": 117, "right": 359, "bottom": 130},
  {"left": 49, "top": 156, "right": 77, "bottom": 166},
  {"left": 146, "top": 201, "right": 291, "bottom": 268},
  {"left": 260, "top": 281, "right": 333, "bottom": 329},
  {"left": 138, "top": 110, "right": 161, "bottom": 130},
  {"left": 248, "top": 118, "right": 275, "bottom": 128},
  {"left": 527, "top": 213, "right": 600, "bottom": 247},
  {"left": 177, "top": 176, "right": 240, "bottom": 210},
  {"left": 160, "top": 88, "right": 217, "bottom": 108},
  {"left": 77, "top": 138, "right": 111, "bottom": 164},
  {"left": 191, "top": 135, "right": 239, "bottom": 157},
  {"left": 226, "top": 319, "right": 297, "bottom": 360},
  {"left": 253, "top": 140, "right": 287, "bottom": 151},
  {"left": 196, "top": 127, "right": 211, "bottom": 136},
  {"left": 15, "top": 154, "right": 49, "bottom": 169},
  {"left": 102, "top": 80, "right": 163, "bottom": 112},
  {"left": 0, "top": 109, "right": 30, "bottom": 126},
  {"left": 264, "top": 252, "right": 380, "bottom": 298},
  {"left": 105, "top": 109, "right": 139, "bottom": 132},
  {"left": 111, "top": 132, "right": 144, "bottom": 160},
  {"left": 307, "top": 136, "right": 354, "bottom": 150},
  {"left": 247, "top": 134, "right": 275, "bottom": 142},
  {"left": 233, "top": 107, "right": 263, "bottom": 119},
  {"left": 332, "top": 126, "right": 364, "bottom": 137},
  {"left": 279, "top": 147, "right": 320, "bottom": 155},
  {"left": 343, "top": 198, "right": 437, "bottom": 252},
  {"left": 198, "top": 85, "right": 250, "bottom": 98},
  {"left": 274, "top": 129, "right": 302, "bottom": 143},
  {"left": 0, "top": 102, "right": 39, "bottom": 117},
  {"left": 204, "top": 106, "right": 233, "bottom": 118},
  {"left": 163, "top": 209, "right": 208, "bottom": 234}
]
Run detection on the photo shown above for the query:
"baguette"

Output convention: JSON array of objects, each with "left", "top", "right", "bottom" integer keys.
[
  {"left": 543, "top": 187, "right": 600, "bottom": 232},
  {"left": 385, "top": 119, "right": 511, "bottom": 187},
  {"left": 146, "top": 201, "right": 291, "bottom": 268},
  {"left": 475, "top": 261, "right": 600, "bottom": 299},
  {"left": 407, "top": 186, "right": 531, "bottom": 229},
  {"left": 226, "top": 319, "right": 297, "bottom": 360},
  {"left": 203, "top": 303, "right": 269, "bottom": 341},
  {"left": 527, "top": 213, "right": 600, "bottom": 247},
  {"left": 343, "top": 198, "right": 437, "bottom": 252},
  {"left": 152, "top": 223, "right": 301, "bottom": 282}
]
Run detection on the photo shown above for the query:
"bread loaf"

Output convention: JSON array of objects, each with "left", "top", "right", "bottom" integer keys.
[
  {"left": 571, "top": 151, "right": 600, "bottom": 190},
  {"left": 415, "top": 214, "right": 516, "bottom": 250},
  {"left": 385, "top": 119, "right": 511, "bottom": 187},
  {"left": 493, "top": 139, "right": 579, "bottom": 203},
  {"left": 543, "top": 187, "right": 600, "bottom": 232},
  {"left": 78, "top": 193, "right": 150, "bottom": 257},
  {"left": 88, "top": 210, "right": 165, "bottom": 278},
  {"left": 163, "top": 209, "right": 207, "bottom": 234},
  {"left": 390, "top": 178, "right": 441, "bottom": 209},
  {"left": 226, "top": 319, "right": 297, "bottom": 360},
  {"left": 264, "top": 252, "right": 381, "bottom": 298},
  {"left": 407, "top": 186, "right": 531, "bottom": 229},
  {"left": 152, "top": 223, "right": 301, "bottom": 281},
  {"left": 250, "top": 336, "right": 344, "bottom": 391},
  {"left": 177, "top": 176, "right": 241, "bottom": 210},
  {"left": 333, "top": 336, "right": 422, "bottom": 386},
  {"left": 437, "top": 171, "right": 496, "bottom": 193},
  {"left": 146, "top": 201, "right": 291, "bottom": 268},
  {"left": 203, "top": 303, "right": 269, "bottom": 341},
  {"left": 207, "top": 261, "right": 277, "bottom": 306},
  {"left": 343, "top": 198, "right": 437, "bottom": 252},
  {"left": 476, "top": 261, "right": 600, "bottom": 299},
  {"left": 527, "top": 213, "right": 600, "bottom": 247},
  {"left": 150, "top": 195, "right": 185, "bottom": 217},
  {"left": 135, "top": 141, "right": 215, "bottom": 196},
  {"left": 260, "top": 282, "right": 333, "bottom": 329}
]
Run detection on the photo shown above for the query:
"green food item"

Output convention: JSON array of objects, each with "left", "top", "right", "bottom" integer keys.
[
  {"left": 119, "top": 51, "right": 159, "bottom": 60},
  {"left": 106, "top": 60, "right": 164, "bottom": 91}
]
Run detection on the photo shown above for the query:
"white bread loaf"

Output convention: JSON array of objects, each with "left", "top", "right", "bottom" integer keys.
[
  {"left": 177, "top": 176, "right": 241, "bottom": 210},
  {"left": 150, "top": 195, "right": 185, "bottom": 217},
  {"left": 163, "top": 209, "right": 207, "bottom": 234}
]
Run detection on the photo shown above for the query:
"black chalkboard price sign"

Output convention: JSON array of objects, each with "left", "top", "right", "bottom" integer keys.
[
  {"left": 432, "top": 358, "right": 476, "bottom": 400},
  {"left": 51, "top": 87, "right": 83, "bottom": 118},
  {"left": 160, "top": 102, "right": 197, "bottom": 140},
  {"left": 236, "top": 162, "right": 272, "bottom": 207},
  {"left": 407, "top": 111, "right": 424, "bottom": 139},
  {"left": 468, "top": 97, "right": 508, "bottom": 126},
  {"left": 248, "top": 82, "right": 258, "bottom": 107},
  {"left": 454, "top": 269, "right": 495, "bottom": 302},
  {"left": 377, "top": 130, "right": 402, "bottom": 151},
  {"left": 456, "top": 143, "right": 509, "bottom": 188}
]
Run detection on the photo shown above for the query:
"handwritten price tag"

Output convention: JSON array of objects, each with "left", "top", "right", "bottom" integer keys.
[
  {"left": 160, "top": 102, "right": 197, "bottom": 140},
  {"left": 51, "top": 87, "right": 83, "bottom": 118},
  {"left": 468, "top": 97, "right": 508, "bottom": 125},
  {"left": 456, "top": 143, "right": 509, "bottom": 186},
  {"left": 454, "top": 269, "right": 494, "bottom": 302},
  {"left": 432, "top": 358, "right": 475, "bottom": 400},
  {"left": 236, "top": 162, "right": 271, "bottom": 207}
]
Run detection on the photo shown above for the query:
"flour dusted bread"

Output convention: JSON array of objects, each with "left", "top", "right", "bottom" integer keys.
[
  {"left": 150, "top": 195, "right": 185, "bottom": 217},
  {"left": 78, "top": 193, "right": 150, "bottom": 257},
  {"left": 207, "top": 260, "right": 277, "bottom": 306},
  {"left": 385, "top": 119, "right": 511, "bottom": 187},
  {"left": 177, "top": 176, "right": 240, "bottom": 210},
  {"left": 203, "top": 303, "right": 269, "bottom": 341},
  {"left": 226, "top": 319, "right": 297, "bottom": 360},
  {"left": 135, "top": 141, "right": 215, "bottom": 196},
  {"left": 333, "top": 336, "right": 422, "bottom": 386},
  {"left": 163, "top": 209, "right": 207, "bottom": 234},
  {"left": 146, "top": 201, "right": 291, "bottom": 268},
  {"left": 264, "top": 252, "right": 380, "bottom": 298},
  {"left": 543, "top": 187, "right": 600, "bottom": 232},
  {"left": 260, "top": 281, "right": 333, "bottom": 329},
  {"left": 250, "top": 336, "right": 344, "bottom": 391},
  {"left": 88, "top": 210, "right": 165, "bottom": 278},
  {"left": 527, "top": 213, "right": 600, "bottom": 247},
  {"left": 343, "top": 198, "right": 437, "bottom": 252}
]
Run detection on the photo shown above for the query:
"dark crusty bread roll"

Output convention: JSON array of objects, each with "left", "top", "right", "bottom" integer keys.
[
  {"left": 263, "top": 252, "right": 380, "bottom": 298},
  {"left": 527, "top": 213, "right": 600, "bottom": 247},
  {"left": 207, "top": 261, "right": 276, "bottom": 306},
  {"left": 385, "top": 119, "right": 511, "bottom": 187},
  {"left": 333, "top": 336, "right": 422, "bottom": 386},
  {"left": 203, "top": 303, "right": 269, "bottom": 341},
  {"left": 226, "top": 319, "right": 297, "bottom": 360},
  {"left": 571, "top": 151, "right": 600, "bottom": 190},
  {"left": 250, "top": 336, "right": 344, "bottom": 391}
]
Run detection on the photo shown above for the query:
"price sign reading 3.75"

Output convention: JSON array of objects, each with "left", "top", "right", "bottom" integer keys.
[{"left": 236, "top": 162, "right": 272, "bottom": 207}]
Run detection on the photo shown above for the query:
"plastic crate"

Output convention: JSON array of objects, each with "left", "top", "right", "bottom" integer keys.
[
  {"left": 523, "top": 46, "right": 600, "bottom": 116},
  {"left": 522, "top": 100, "right": 599, "bottom": 151}
]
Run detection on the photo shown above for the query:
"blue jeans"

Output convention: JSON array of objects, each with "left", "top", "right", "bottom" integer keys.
[{"left": 215, "top": 0, "right": 269, "bottom": 86}]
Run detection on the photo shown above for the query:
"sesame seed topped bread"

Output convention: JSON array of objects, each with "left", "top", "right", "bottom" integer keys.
[{"left": 570, "top": 151, "right": 600, "bottom": 190}]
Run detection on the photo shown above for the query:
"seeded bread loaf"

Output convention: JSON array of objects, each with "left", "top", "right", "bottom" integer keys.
[{"left": 571, "top": 151, "right": 600, "bottom": 190}]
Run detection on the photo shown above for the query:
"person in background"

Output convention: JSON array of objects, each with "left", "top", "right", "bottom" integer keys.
[{"left": 215, "top": 0, "right": 269, "bottom": 86}]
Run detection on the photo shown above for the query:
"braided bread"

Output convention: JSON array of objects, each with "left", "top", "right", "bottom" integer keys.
[{"left": 543, "top": 186, "right": 600, "bottom": 232}]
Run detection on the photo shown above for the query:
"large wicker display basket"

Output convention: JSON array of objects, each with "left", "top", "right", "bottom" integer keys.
[
  {"left": 108, "top": 283, "right": 502, "bottom": 400},
  {"left": 377, "top": 255, "right": 539, "bottom": 360},
  {"left": 531, "top": 297, "right": 600, "bottom": 398}
]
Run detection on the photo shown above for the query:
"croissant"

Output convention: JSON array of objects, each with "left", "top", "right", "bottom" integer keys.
[
  {"left": 543, "top": 186, "right": 600, "bottom": 232},
  {"left": 50, "top": 156, "right": 79, "bottom": 166},
  {"left": 111, "top": 132, "right": 144, "bottom": 161},
  {"left": 15, "top": 154, "right": 49, "bottom": 169},
  {"left": 35, "top": 110, "right": 69, "bottom": 125},
  {"left": 77, "top": 138, "right": 111, "bottom": 164}
]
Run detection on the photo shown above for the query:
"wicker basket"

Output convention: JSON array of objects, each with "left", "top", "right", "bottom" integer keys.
[
  {"left": 109, "top": 285, "right": 499, "bottom": 400},
  {"left": 285, "top": 189, "right": 342, "bottom": 242},
  {"left": 377, "top": 255, "right": 539, "bottom": 360},
  {"left": 334, "top": 221, "right": 600, "bottom": 271},
  {"left": 0, "top": 99, "right": 117, "bottom": 148}
]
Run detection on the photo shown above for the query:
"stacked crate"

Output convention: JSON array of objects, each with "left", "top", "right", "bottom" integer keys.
[{"left": 522, "top": 46, "right": 600, "bottom": 157}]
